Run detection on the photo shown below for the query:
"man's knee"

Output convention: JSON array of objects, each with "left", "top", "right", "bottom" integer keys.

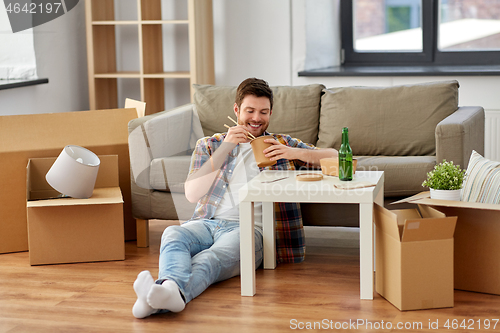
[
  {"left": 161, "top": 225, "right": 189, "bottom": 246},
  {"left": 162, "top": 224, "right": 181, "bottom": 237}
]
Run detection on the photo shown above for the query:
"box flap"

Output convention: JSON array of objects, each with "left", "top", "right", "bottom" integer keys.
[
  {"left": 418, "top": 204, "right": 446, "bottom": 219},
  {"left": 391, "top": 209, "right": 421, "bottom": 237},
  {"left": 27, "top": 187, "right": 123, "bottom": 207},
  {"left": 374, "top": 203, "right": 401, "bottom": 241},
  {"left": 401, "top": 217, "right": 457, "bottom": 242},
  {"left": 391, "top": 209, "right": 421, "bottom": 224},
  {"left": 26, "top": 159, "right": 32, "bottom": 201},
  {"left": 390, "top": 192, "right": 430, "bottom": 205},
  {"left": 29, "top": 189, "right": 62, "bottom": 201},
  {"left": 415, "top": 197, "right": 500, "bottom": 211},
  {"left": 94, "top": 155, "right": 120, "bottom": 188},
  {"left": 27, "top": 158, "right": 53, "bottom": 194},
  {"left": 392, "top": 191, "right": 500, "bottom": 212}
]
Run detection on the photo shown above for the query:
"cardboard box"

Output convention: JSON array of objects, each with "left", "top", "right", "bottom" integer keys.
[
  {"left": 0, "top": 108, "right": 137, "bottom": 254},
  {"left": 26, "top": 155, "right": 125, "bottom": 265},
  {"left": 374, "top": 203, "right": 457, "bottom": 310},
  {"left": 392, "top": 192, "right": 500, "bottom": 296}
]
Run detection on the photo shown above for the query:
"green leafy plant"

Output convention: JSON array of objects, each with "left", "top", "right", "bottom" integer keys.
[{"left": 422, "top": 160, "right": 466, "bottom": 190}]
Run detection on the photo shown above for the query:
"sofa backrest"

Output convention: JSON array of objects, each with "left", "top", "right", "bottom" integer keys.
[
  {"left": 193, "top": 83, "right": 325, "bottom": 145},
  {"left": 317, "top": 80, "right": 460, "bottom": 156}
]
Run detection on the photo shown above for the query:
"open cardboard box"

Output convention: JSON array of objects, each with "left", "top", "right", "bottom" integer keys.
[
  {"left": 392, "top": 192, "right": 500, "bottom": 296},
  {"left": 27, "top": 155, "right": 125, "bottom": 265},
  {"left": 0, "top": 108, "right": 137, "bottom": 254},
  {"left": 374, "top": 202, "right": 457, "bottom": 311}
]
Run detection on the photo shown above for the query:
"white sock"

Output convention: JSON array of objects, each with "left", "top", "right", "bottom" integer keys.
[
  {"left": 132, "top": 271, "right": 158, "bottom": 319},
  {"left": 147, "top": 280, "right": 186, "bottom": 313}
]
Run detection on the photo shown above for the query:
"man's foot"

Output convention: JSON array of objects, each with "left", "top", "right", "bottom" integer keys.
[
  {"left": 132, "top": 271, "right": 158, "bottom": 319},
  {"left": 147, "top": 280, "right": 186, "bottom": 313}
]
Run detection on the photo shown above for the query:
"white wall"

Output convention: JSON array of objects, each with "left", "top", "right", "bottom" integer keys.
[
  {"left": 0, "top": 6, "right": 37, "bottom": 79},
  {"left": 212, "top": 0, "right": 292, "bottom": 87},
  {"left": 0, "top": 1, "right": 88, "bottom": 116}
]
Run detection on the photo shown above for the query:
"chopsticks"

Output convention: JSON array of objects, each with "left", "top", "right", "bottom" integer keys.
[{"left": 225, "top": 116, "right": 257, "bottom": 140}]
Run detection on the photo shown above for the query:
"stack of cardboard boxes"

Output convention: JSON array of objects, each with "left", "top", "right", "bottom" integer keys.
[
  {"left": 375, "top": 192, "right": 500, "bottom": 310},
  {"left": 0, "top": 108, "right": 137, "bottom": 263}
]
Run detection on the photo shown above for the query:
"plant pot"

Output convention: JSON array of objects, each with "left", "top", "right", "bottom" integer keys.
[{"left": 429, "top": 188, "right": 461, "bottom": 201}]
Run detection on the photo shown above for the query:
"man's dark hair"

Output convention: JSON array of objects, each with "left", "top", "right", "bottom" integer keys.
[{"left": 235, "top": 78, "right": 273, "bottom": 110}]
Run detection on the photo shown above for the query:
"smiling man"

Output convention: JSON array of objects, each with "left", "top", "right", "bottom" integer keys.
[{"left": 132, "top": 78, "right": 337, "bottom": 319}]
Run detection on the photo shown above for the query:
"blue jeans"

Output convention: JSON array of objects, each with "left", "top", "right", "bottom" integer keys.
[{"left": 157, "top": 219, "right": 263, "bottom": 304}]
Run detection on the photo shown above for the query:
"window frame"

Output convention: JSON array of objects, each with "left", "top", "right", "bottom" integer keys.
[{"left": 341, "top": 0, "right": 500, "bottom": 66}]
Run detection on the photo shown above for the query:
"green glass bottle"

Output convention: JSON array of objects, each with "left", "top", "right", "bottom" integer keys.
[{"left": 339, "top": 127, "right": 353, "bottom": 181}]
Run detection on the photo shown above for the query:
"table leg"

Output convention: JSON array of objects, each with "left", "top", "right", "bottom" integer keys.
[
  {"left": 374, "top": 183, "right": 384, "bottom": 206},
  {"left": 262, "top": 202, "right": 276, "bottom": 269},
  {"left": 359, "top": 202, "right": 374, "bottom": 300},
  {"left": 373, "top": 181, "right": 384, "bottom": 274},
  {"left": 136, "top": 219, "right": 149, "bottom": 248},
  {"left": 240, "top": 201, "right": 255, "bottom": 296}
]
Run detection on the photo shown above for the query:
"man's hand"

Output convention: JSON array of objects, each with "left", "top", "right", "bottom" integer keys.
[
  {"left": 224, "top": 125, "right": 251, "bottom": 144},
  {"left": 263, "top": 138, "right": 298, "bottom": 161}
]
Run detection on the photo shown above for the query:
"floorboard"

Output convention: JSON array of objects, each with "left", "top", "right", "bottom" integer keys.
[{"left": 0, "top": 220, "right": 499, "bottom": 333}]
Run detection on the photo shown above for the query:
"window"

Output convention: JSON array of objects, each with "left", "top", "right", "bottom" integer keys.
[
  {"left": 341, "top": 0, "right": 500, "bottom": 66},
  {"left": 0, "top": 4, "right": 37, "bottom": 79}
]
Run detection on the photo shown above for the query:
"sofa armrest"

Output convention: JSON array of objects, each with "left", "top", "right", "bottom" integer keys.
[
  {"left": 436, "top": 106, "right": 485, "bottom": 169},
  {"left": 128, "top": 107, "right": 171, "bottom": 132},
  {"left": 128, "top": 103, "right": 204, "bottom": 189}
]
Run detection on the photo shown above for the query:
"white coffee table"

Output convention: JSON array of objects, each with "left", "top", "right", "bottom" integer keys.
[{"left": 239, "top": 170, "right": 384, "bottom": 300}]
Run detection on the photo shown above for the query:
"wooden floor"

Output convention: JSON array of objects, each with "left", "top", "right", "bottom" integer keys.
[{"left": 1, "top": 220, "right": 499, "bottom": 333}]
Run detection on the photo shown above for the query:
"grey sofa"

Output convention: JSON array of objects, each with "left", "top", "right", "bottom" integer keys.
[{"left": 128, "top": 80, "right": 484, "bottom": 247}]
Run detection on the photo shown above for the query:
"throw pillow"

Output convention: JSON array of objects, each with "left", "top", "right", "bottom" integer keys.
[
  {"left": 193, "top": 84, "right": 237, "bottom": 138},
  {"left": 193, "top": 83, "right": 325, "bottom": 145},
  {"left": 317, "top": 80, "right": 460, "bottom": 156},
  {"left": 461, "top": 150, "right": 500, "bottom": 204}
]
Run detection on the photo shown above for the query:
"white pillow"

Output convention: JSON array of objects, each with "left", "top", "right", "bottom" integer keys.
[{"left": 461, "top": 150, "right": 500, "bottom": 204}]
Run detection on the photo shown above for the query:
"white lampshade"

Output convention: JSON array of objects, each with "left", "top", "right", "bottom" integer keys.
[{"left": 46, "top": 145, "right": 101, "bottom": 199}]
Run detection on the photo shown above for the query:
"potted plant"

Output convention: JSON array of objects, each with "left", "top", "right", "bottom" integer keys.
[{"left": 422, "top": 160, "right": 466, "bottom": 201}]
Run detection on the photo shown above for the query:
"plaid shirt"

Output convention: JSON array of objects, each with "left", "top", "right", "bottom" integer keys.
[{"left": 188, "top": 131, "right": 318, "bottom": 263}]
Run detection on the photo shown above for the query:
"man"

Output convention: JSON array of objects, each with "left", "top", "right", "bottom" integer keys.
[{"left": 132, "top": 78, "right": 337, "bottom": 318}]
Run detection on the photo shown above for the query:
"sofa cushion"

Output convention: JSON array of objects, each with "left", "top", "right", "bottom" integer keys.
[
  {"left": 356, "top": 155, "right": 436, "bottom": 197},
  {"left": 193, "top": 84, "right": 325, "bottom": 145},
  {"left": 193, "top": 84, "right": 236, "bottom": 138},
  {"left": 150, "top": 156, "right": 192, "bottom": 193},
  {"left": 317, "top": 80, "right": 459, "bottom": 156}
]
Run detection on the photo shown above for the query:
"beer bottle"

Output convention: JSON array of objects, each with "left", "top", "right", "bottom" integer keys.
[{"left": 339, "top": 127, "right": 353, "bottom": 181}]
